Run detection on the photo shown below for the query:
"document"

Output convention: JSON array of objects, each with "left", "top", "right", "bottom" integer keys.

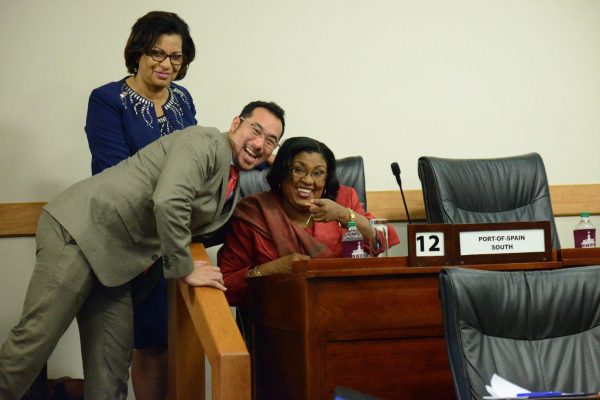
[
  {"left": 482, "top": 374, "right": 600, "bottom": 399},
  {"left": 483, "top": 374, "right": 530, "bottom": 399}
]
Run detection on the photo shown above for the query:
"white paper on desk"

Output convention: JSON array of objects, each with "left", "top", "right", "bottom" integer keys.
[{"left": 482, "top": 374, "right": 530, "bottom": 399}]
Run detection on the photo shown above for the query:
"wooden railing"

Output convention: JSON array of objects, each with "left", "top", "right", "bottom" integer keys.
[
  {"left": 2, "top": 184, "right": 599, "bottom": 237},
  {"left": 167, "top": 243, "right": 250, "bottom": 400},
  {"left": 365, "top": 184, "right": 600, "bottom": 221}
]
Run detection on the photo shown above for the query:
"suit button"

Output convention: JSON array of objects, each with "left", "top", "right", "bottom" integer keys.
[{"left": 152, "top": 255, "right": 159, "bottom": 261}]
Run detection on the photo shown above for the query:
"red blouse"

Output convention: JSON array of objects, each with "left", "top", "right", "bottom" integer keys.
[{"left": 218, "top": 186, "right": 400, "bottom": 306}]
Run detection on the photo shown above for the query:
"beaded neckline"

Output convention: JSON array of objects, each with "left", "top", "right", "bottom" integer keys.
[
  {"left": 122, "top": 81, "right": 170, "bottom": 107},
  {"left": 119, "top": 80, "right": 191, "bottom": 134}
]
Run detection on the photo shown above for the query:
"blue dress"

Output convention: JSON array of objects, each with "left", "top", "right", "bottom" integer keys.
[
  {"left": 85, "top": 77, "right": 196, "bottom": 348},
  {"left": 86, "top": 78, "right": 197, "bottom": 174}
]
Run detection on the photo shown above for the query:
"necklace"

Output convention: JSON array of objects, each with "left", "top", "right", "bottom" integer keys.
[{"left": 303, "top": 215, "right": 313, "bottom": 228}]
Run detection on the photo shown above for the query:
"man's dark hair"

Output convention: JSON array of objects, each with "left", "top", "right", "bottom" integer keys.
[
  {"left": 239, "top": 101, "right": 286, "bottom": 137},
  {"left": 267, "top": 136, "right": 339, "bottom": 200},
  {"left": 124, "top": 11, "right": 196, "bottom": 80}
]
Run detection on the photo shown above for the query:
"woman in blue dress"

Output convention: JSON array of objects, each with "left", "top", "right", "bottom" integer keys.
[{"left": 85, "top": 11, "right": 196, "bottom": 400}]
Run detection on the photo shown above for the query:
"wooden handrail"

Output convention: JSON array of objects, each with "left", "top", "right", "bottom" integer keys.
[
  {"left": 167, "top": 243, "right": 250, "bottom": 400},
  {"left": 2, "top": 184, "right": 599, "bottom": 237},
  {"left": 0, "top": 202, "right": 44, "bottom": 237}
]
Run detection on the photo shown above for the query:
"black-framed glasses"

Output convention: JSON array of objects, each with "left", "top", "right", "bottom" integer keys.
[
  {"left": 149, "top": 48, "right": 185, "bottom": 65},
  {"left": 240, "top": 117, "right": 280, "bottom": 150},
  {"left": 290, "top": 166, "right": 327, "bottom": 182}
]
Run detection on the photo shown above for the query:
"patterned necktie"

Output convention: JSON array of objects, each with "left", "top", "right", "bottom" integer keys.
[{"left": 226, "top": 165, "right": 239, "bottom": 200}]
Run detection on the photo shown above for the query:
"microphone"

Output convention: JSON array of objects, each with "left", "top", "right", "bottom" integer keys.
[{"left": 391, "top": 162, "right": 412, "bottom": 224}]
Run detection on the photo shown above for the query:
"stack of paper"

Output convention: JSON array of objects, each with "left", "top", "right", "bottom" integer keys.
[
  {"left": 482, "top": 374, "right": 600, "bottom": 399},
  {"left": 484, "top": 374, "right": 530, "bottom": 399}
]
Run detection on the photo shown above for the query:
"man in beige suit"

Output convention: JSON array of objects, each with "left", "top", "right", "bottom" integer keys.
[{"left": 0, "top": 101, "right": 285, "bottom": 400}]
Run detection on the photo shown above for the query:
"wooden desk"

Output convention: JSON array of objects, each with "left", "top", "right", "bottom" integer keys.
[
  {"left": 246, "top": 257, "right": 562, "bottom": 400},
  {"left": 559, "top": 247, "right": 600, "bottom": 267}
]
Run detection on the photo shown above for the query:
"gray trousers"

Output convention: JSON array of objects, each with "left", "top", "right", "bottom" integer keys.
[{"left": 0, "top": 211, "right": 133, "bottom": 399}]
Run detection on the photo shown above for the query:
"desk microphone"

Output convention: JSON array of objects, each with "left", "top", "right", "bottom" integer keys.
[{"left": 391, "top": 162, "right": 412, "bottom": 224}]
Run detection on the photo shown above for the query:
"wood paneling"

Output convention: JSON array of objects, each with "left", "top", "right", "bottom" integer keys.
[
  {"left": 324, "top": 337, "right": 450, "bottom": 399},
  {"left": 366, "top": 189, "right": 426, "bottom": 221},
  {"left": 548, "top": 184, "right": 600, "bottom": 216},
  {"left": 0, "top": 202, "right": 44, "bottom": 237},
  {"left": 366, "top": 184, "right": 600, "bottom": 222},
  {"left": 2, "top": 184, "right": 598, "bottom": 238}
]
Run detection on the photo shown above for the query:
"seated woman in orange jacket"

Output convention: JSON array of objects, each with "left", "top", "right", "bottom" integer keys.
[{"left": 218, "top": 136, "right": 400, "bottom": 307}]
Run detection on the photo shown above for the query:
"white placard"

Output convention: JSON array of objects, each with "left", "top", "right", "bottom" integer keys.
[
  {"left": 415, "top": 232, "right": 445, "bottom": 256},
  {"left": 459, "top": 229, "right": 545, "bottom": 256}
]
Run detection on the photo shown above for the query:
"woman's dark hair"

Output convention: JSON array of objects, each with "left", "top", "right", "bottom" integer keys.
[
  {"left": 267, "top": 137, "right": 339, "bottom": 201},
  {"left": 124, "top": 11, "right": 196, "bottom": 80}
]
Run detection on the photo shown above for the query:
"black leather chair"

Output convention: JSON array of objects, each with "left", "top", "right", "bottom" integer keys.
[
  {"left": 239, "top": 155, "right": 367, "bottom": 210},
  {"left": 418, "top": 152, "right": 560, "bottom": 249},
  {"left": 439, "top": 266, "right": 600, "bottom": 400}
]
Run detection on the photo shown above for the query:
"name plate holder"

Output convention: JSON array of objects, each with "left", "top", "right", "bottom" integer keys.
[{"left": 407, "top": 221, "right": 552, "bottom": 267}]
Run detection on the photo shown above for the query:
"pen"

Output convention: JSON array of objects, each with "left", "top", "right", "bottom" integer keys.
[{"left": 517, "top": 392, "right": 562, "bottom": 398}]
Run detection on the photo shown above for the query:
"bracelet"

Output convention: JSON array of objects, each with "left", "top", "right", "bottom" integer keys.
[
  {"left": 247, "top": 266, "right": 262, "bottom": 278},
  {"left": 347, "top": 208, "right": 356, "bottom": 223}
]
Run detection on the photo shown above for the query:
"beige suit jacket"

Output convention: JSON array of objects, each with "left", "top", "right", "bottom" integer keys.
[{"left": 45, "top": 126, "right": 238, "bottom": 286}]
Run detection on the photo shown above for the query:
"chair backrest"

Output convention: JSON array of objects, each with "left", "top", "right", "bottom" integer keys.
[
  {"left": 418, "top": 152, "right": 560, "bottom": 249},
  {"left": 439, "top": 266, "right": 600, "bottom": 400},
  {"left": 239, "top": 156, "right": 367, "bottom": 211}
]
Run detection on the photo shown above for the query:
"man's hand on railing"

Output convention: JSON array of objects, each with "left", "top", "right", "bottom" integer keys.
[{"left": 181, "top": 259, "right": 227, "bottom": 290}]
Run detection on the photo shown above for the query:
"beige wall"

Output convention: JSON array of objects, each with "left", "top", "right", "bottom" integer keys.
[{"left": 1, "top": 1, "right": 600, "bottom": 396}]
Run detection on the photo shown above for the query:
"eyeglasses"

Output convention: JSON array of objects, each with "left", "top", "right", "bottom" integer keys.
[
  {"left": 239, "top": 117, "right": 280, "bottom": 150},
  {"left": 149, "top": 48, "right": 185, "bottom": 66},
  {"left": 290, "top": 166, "right": 327, "bottom": 182}
]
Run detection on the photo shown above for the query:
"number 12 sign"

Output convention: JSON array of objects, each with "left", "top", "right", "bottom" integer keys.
[
  {"left": 415, "top": 232, "right": 444, "bottom": 256},
  {"left": 408, "top": 224, "right": 453, "bottom": 267}
]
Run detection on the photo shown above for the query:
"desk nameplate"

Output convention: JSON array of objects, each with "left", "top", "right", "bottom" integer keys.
[
  {"left": 459, "top": 228, "right": 546, "bottom": 256},
  {"left": 408, "top": 221, "right": 553, "bottom": 267}
]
